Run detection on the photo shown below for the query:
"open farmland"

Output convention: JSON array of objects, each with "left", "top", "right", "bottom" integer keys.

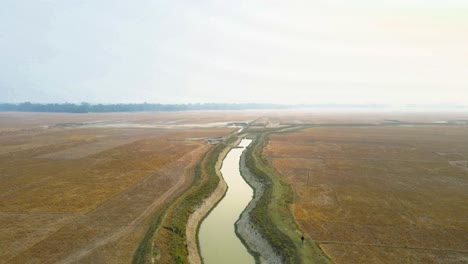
[
  {"left": 0, "top": 112, "right": 246, "bottom": 263},
  {"left": 264, "top": 125, "right": 468, "bottom": 263}
]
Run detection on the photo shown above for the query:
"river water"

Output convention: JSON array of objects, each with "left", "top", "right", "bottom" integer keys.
[{"left": 199, "top": 138, "right": 254, "bottom": 264}]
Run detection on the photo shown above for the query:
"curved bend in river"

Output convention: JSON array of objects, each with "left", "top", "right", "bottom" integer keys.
[{"left": 199, "top": 138, "right": 254, "bottom": 264}]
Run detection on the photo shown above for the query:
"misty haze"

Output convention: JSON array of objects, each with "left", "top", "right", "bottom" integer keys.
[{"left": 0, "top": 1, "right": 467, "bottom": 264}]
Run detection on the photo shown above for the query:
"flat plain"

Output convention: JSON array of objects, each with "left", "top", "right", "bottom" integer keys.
[
  {"left": 3, "top": 110, "right": 468, "bottom": 263},
  {"left": 0, "top": 112, "right": 255, "bottom": 263},
  {"left": 264, "top": 124, "right": 468, "bottom": 263}
]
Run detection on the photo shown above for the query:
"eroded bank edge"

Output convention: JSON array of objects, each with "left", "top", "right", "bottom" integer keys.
[{"left": 235, "top": 136, "right": 284, "bottom": 264}]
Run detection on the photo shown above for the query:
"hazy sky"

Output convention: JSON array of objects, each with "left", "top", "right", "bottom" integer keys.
[{"left": 1, "top": 0, "right": 467, "bottom": 105}]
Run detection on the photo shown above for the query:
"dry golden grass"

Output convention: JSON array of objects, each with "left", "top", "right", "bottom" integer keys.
[
  {"left": 264, "top": 125, "right": 468, "bottom": 263},
  {"left": 0, "top": 112, "right": 239, "bottom": 263}
]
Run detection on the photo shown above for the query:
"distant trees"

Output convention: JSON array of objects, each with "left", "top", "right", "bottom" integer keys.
[
  {"left": 0, "top": 102, "right": 289, "bottom": 113},
  {"left": 0, "top": 102, "right": 395, "bottom": 113}
]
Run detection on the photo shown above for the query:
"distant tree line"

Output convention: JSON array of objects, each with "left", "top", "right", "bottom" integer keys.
[
  {"left": 0, "top": 102, "right": 291, "bottom": 113},
  {"left": 0, "top": 102, "right": 398, "bottom": 113}
]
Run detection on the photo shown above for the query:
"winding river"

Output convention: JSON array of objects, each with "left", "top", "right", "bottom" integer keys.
[{"left": 199, "top": 138, "right": 254, "bottom": 264}]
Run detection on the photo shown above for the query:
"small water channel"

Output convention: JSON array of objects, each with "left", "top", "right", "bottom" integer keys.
[{"left": 199, "top": 138, "right": 254, "bottom": 264}]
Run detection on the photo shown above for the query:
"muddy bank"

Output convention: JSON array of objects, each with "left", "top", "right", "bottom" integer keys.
[
  {"left": 186, "top": 137, "right": 241, "bottom": 264},
  {"left": 236, "top": 146, "right": 284, "bottom": 264}
]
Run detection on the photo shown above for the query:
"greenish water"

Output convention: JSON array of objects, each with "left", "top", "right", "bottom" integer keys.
[{"left": 199, "top": 138, "right": 254, "bottom": 264}]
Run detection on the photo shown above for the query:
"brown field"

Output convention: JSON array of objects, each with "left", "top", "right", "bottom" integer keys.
[
  {"left": 271, "top": 109, "right": 468, "bottom": 125},
  {"left": 3, "top": 110, "right": 468, "bottom": 263},
  {"left": 264, "top": 125, "right": 468, "bottom": 263},
  {"left": 0, "top": 112, "right": 251, "bottom": 263}
]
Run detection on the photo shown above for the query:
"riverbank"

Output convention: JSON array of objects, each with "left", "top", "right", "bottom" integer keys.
[{"left": 186, "top": 137, "right": 241, "bottom": 264}]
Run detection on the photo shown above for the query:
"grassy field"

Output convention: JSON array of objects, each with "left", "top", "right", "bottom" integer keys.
[
  {"left": 263, "top": 125, "right": 468, "bottom": 263},
  {"left": 0, "top": 112, "right": 239, "bottom": 263}
]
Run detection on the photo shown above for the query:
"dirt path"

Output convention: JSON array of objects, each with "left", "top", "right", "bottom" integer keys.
[{"left": 186, "top": 137, "right": 242, "bottom": 264}]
